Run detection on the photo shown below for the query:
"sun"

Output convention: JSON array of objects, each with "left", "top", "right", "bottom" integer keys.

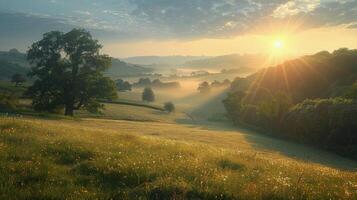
[{"left": 273, "top": 39, "right": 284, "bottom": 49}]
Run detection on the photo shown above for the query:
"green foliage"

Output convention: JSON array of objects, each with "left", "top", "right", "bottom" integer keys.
[
  {"left": 136, "top": 77, "right": 152, "bottom": 86},
  {"left": 142, "top": 87, "right": 155, "bottom": 102},
  {"left": 164, "top": 102, "right": 175, "bottom": 113},
  {"left": 224, "top": 91, "right": 292, "bottom": 130},
  {"left": 133, "top": 78, "right": 180, "bottom": 89},
  {"left": 224, "top": 49, "right": 357, "bottom": 158},
  {"left": 0, "top": 93, "right": 18, "bottom": 112},
  {"left": 222, "top": 91, "right": 245, "bottom": 124},
  {"left": 257, "top": 92, "right": 292, "bottom": 130},
  {"left": 282, "top": 98, "right": 357, "bottom": 158},
  {"left": 26, "top": 29, "right": 117, "bottom": 116},
  {"left": 343, "top": 81, "right": 357, "bottom": 100},
  {"left": 151, "top": 79, "right": 180, "bottom": 89},
  {"left": 116, "top": 79, "right": 132, "bottom": 91}
]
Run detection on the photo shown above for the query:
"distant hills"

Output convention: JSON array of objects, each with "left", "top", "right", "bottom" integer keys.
[
  {"left": 123, "top": 56, "right": 210, "bottom": 67},
  {"left": 0, "top": 49, "right": 30, "bottom": 79},
  {"left": 123, "top": 54, "right": 272, "bottom": 74},
  {"left": 183, "top": 54, "right": 269, "bottom": 71},
  {"left": 106, "top": 59, "right": 153, "bottom": 77},
  {"left": 0, "top": 49, "right": 151, "bottom": 79},
  {"left": 231, "top": 49, "right": 357, "bottom": 103}
]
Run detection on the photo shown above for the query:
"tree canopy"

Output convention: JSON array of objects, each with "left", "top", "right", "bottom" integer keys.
[
  {"left": 26, "top": 29, "right": 117, "bottom": 116},
  {"left": 164, "top": 102, "right": 175, "bottom": 113},
  {"left": 223, "top": 48, "right": 357, "bottom": 159},
  {"left": 142, "top": 87, "right": 155, "bottom": 102},
  {"left": 116, "top": 79, "right": 132, "bottom": 92}
]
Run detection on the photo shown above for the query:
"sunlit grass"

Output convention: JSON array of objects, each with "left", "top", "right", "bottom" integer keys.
[{"left": 0, "top": 116, "right": 356, "bottom": 199}]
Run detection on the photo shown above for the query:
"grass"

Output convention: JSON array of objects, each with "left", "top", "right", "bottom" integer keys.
[
  {"left": 0, "top": 116, "right": 356, "bottom": 200},
  {"left": 102, "top": 99, "right": 165, "bottom": 111},
  {"left": 0, "top": 80, "right": 27, "bottom": 97},
  {"left": 77, "top": 102, "right": 188, "bottom": 123}
]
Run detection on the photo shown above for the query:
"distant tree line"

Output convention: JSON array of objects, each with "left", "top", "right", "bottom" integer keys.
[
  {"left": 116, "top": 79, "right": 132, "bottom": 91},
  {"left": 197, "top": 79, "right": 231, "bottom": 94},
  {"left": 223, "top": 48, "right": 357, "bottom": 159},
  {"left": 133, "top": 78, "right": 180, "bottom": 89}
]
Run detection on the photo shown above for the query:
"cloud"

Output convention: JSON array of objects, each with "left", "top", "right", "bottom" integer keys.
[
  {"left": 0, "top": 0, "right": 356, "bottom": 43},
  {"left": 272, "top": 0, "right": 321, "bottom": 18}
]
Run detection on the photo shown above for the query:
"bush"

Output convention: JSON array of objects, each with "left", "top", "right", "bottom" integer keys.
[{"left": 164, "top": 102, "right": 175, "bottom": 113}]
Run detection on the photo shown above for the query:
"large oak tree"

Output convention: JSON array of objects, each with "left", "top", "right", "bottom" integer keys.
[{"left": 27, "top": 29, "right": 117, "bottom": 116}]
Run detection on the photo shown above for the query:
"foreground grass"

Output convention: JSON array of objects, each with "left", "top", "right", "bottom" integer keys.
[{"left": 0, "top": 117, "right": 356, "bottom": 200}]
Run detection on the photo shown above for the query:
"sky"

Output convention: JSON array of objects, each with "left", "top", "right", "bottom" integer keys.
[{"left": 0, "top": 0, "right": 357, "bottom": 58}]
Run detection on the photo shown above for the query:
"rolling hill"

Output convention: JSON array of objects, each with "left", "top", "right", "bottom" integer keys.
[
  {"left": 183, "top": 54, "right": 269, "bottom": 72},
  {"left": 0, "top": 112, "right": 356, "bottom": 199},
  {"left": 0, "top": 49, "right": 152, "bottom": 79},
  {"left": 123, "top": 56, "right": 210, "bottom": 66},
  {"left": 105, "top": 58, "right": 153, "bottom": 77}
]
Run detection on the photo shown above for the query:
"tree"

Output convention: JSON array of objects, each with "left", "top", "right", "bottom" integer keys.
[
  {"left": 26, "top": 29, "right": 117, "bottom": 116},
  {"left": 211, "top": 80, "right": 221, "bottom": 87},
  {"left": 164, "top": 102, "right": 175, "bottom": 113},
  {"left": 116, "top": 79, "right": 132, "bottom": 91},
  {"left": 344, "top": 81, "right": 357, "bottom": 100},
  {"left": 222, "top": 91, "right": 245, "bottom": 124},
  {"left": 11, "top": 73, "right": 26, "bottom": 86},
  {"left": 198, "top": 81, "right": 210, "bottom": 93},
  {"left": 137, "top": 78, "right": 151, "bottom": 86},
  {"left": 152, "top": 79, "right": 162, "bottom": 87},
  {"left": 223, "top": 79, "right": 231, "bottom": 86},
  {"left": 142, "top": 87, "right": 155, "bottom": 102}
]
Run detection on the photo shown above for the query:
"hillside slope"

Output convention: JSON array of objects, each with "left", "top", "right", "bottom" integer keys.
[
  {"left": 106, "top": 58, "right": 153, "bottom": 77},
  {"left": 0, "top": 116, "right": 356, "bottom": 199},
  {"left": 0, "top": 50, "right": 151, "bottom": 79},
  {"left": 183, "top": 54, "right": 268, "bottom": 71}
]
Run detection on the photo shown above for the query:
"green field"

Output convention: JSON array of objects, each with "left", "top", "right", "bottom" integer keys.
[
  {"left": 1, "top": 79, "right": 357, "bottom": 200},
  {"left": 0, "top": 113, "right": 356, "bottom": 200}
]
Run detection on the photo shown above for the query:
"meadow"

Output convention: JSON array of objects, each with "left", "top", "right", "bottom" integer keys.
[{"left": 0, "top": 115, "right": 356, "bottom": 200}]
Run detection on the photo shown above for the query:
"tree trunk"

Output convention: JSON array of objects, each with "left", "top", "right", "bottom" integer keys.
[{"left": 64, "top": 104, "right": 74, "bottom": 116}]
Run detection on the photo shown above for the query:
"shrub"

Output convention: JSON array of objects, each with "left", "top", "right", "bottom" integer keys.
[{"left": 164, "top": 102, "right": 175, "bottom": 113}]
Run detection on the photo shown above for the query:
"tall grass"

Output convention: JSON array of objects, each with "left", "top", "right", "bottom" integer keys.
[{"left": 0, "top": 116, "right": 356, "bottom": 199}]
